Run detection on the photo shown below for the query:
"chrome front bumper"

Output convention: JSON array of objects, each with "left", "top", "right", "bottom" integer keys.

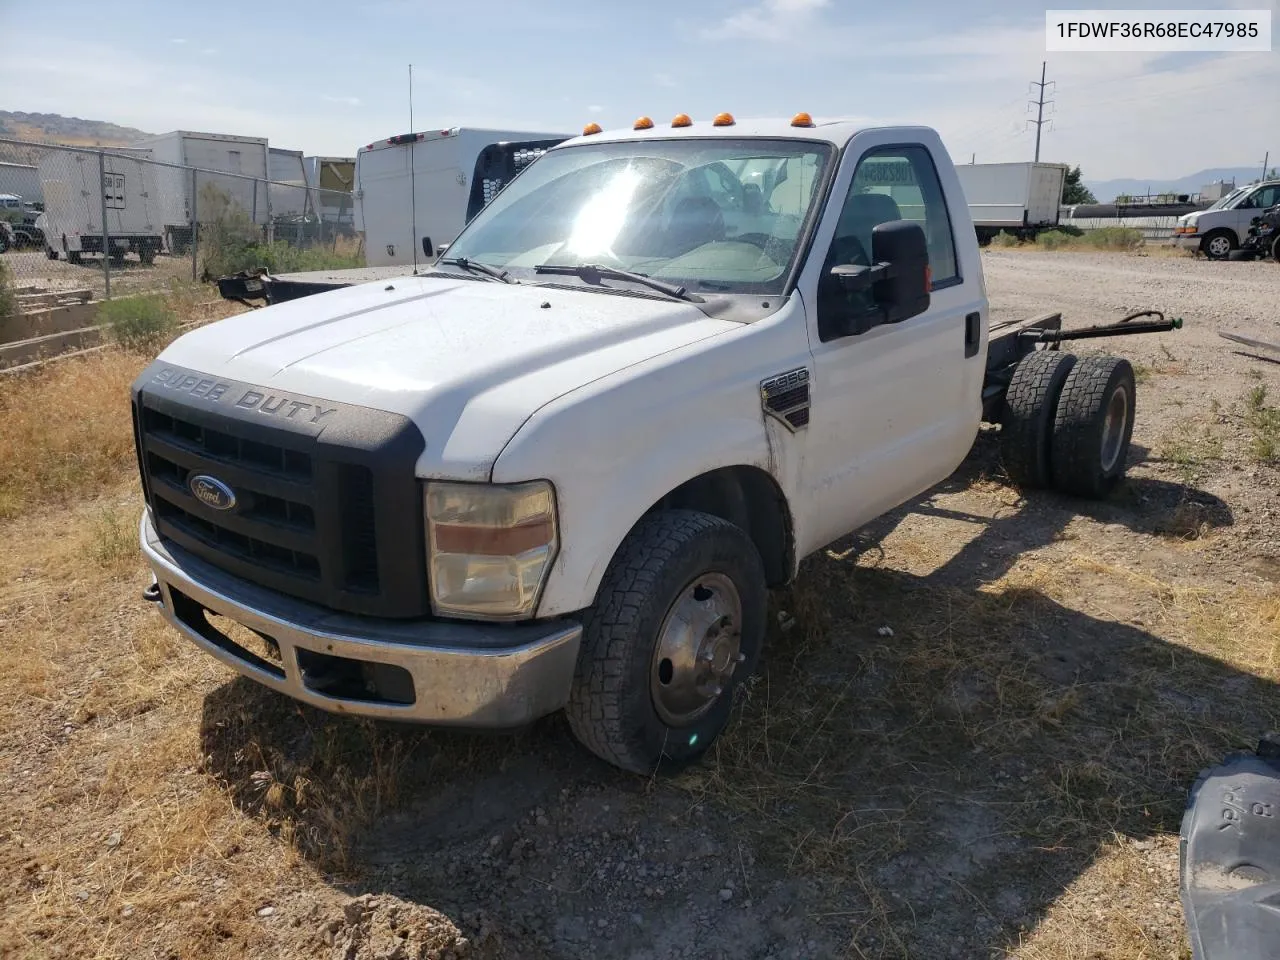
[{"left": 140, "top": 511, "right": 582, "bottom": 726}]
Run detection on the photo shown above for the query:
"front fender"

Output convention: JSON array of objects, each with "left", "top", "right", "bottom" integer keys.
[{"left": 493, "top": 305, "right": 810, "bottom": 618}]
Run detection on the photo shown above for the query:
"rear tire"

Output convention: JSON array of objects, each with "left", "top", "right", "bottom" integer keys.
[
  {"left": 1050, "top": 356, "right": 1136, "bottom": 499},
  {"left": 1000, "top": 350, "right": 1077, "bottom": 489},
  {"left": 45, "top": 245, "right": 59, "bottom": 261},
  {"left": 565, "top": 510, "right": 766, "bottom": 775}
]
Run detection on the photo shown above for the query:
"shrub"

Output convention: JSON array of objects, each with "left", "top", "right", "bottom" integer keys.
[
  {"left": 1036, "top": 230, "right": 1070, "bottom": 250},
  {"left": 992, "top": 231, "right": 1019, "bottom": 248},
  {"left": 1032, "top": 226, "right": 1145, "bottom": 252},
  {"left": 0, "top": 258, "right": 16, "bottom": 320},
  {"left": 96, "top": 294, "right": 179, "bottom": 351},
  {"left": 196, "top": 182, "right": 365, "bottom": 279},
  {"left": 1084, "top": 226, "right": 1144, "bottom": 250}
]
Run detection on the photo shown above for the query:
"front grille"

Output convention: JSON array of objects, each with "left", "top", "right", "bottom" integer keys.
[{"left": 132, "top": 361, "right": 429, "bottom": 618}]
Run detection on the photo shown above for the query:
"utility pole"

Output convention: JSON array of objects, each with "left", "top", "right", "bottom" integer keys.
[
  {"left": 1262, "top": 151, "right": 1270, "bottom": 181},
  {"left": 1027, "top": 61, "right": 1055, "bottom": 162}
]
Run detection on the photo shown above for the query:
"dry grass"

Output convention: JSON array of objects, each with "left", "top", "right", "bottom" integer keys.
[
  {"left": 0, "top": 284, "right": 244, "bottom": 519},
  {"left": 1, "top": 312, "right": 1278, "bottom": 957},
  {"left": 0, "top": 350, "right": 145, "bottom": 519}
]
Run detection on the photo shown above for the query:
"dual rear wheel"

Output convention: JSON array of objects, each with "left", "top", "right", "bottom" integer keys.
[{"left": 1000, "top": 350, "right": 1136, "bottom": 498}]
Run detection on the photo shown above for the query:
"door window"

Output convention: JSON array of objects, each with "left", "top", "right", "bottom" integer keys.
[{"left": 817, "top": 144, "right": 958, "bottom": 332}]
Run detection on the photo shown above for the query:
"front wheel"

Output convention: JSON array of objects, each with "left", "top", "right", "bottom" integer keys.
[
  {"left": 565, "top": 510, "right": 767, "bottom": 774},
  {"left": 1201, "top": 229, "right": 1235, "bottom": 260}
]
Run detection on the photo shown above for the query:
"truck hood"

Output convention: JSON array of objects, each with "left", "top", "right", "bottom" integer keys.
[{"left": 158, "top": 275, "right": 736, "bottom": 479}]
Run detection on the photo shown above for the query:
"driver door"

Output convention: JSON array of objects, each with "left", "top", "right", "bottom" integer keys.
[{"left": 796, "top": 133, "right": 986, "bottom": 552}]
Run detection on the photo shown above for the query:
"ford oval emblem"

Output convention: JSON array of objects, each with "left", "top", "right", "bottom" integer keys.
[{"left": 188, "top": 474, "right": 237, "bottom": 511}]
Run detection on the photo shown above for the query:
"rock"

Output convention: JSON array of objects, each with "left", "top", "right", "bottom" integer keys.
[
  {"left": 877, "top": 626, "right": 895, "bottom": 637},
  {"left": 257, "top": 906, "right": 275, "bottom": 917},
  {"left": 719, "top": 888, "right": 734, "bottom": 902},
  {"left": 104, "top": 831, "right": 122, "bottom": 849}
]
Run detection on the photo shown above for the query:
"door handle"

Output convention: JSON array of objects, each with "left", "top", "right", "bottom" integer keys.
[{"left": 964, "top": 312, "right": 981, "bottom": 358}]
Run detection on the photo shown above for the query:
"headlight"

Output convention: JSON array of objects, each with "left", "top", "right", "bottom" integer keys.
[{"left": 424, "top": 480, "right": 558, "bottom": 620}]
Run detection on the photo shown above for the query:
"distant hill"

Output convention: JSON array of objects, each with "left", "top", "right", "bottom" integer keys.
[
  {"left": 0, "top": 111, "right": 154, "bottom": 166},
  {"left": 1084, "top": 167, "right": 1273, "bottom": 203},
  {"left": 0, "top": 110, "right": 152, "bottom": 147}
]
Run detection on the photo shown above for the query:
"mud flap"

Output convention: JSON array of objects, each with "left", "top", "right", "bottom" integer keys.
[{"left": 1180, "top": 740, "right": 1280, "bottom": 959}]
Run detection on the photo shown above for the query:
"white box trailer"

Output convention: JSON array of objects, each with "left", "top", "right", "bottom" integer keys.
[
  {"left": 355, "top": 127, "right": 570, "bottom": 267},
  {"left": 36, "top": 149, "right": 165, "bottom": 263},
  {"left": 954, "top": 162, "right": 1069, "bottom": 241},
  {"left": 129, "top": 130, "right": 270, "bottom": 252},
  {"left": 0, "top": 161, "right": 43, "bottom": 205},
  {"left": 268, "top": 147, "right": 310, "bottom": 219},
  {"left": 304, "top": 156, "right": 355, "bottom": 224}
]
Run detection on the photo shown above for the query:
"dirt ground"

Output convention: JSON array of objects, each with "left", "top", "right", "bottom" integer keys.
[{"left": 1, "top": 249, "right": 1278, "bottom": 960}]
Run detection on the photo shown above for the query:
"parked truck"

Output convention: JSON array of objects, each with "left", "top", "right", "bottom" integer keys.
[
  {"left": 354, "top": 126, "right": 570, "bottom": 266},
  {"left": 304, "top": 155, "right": 356, "bottom": 225},
  {"left": 136, "top": 113, "right": 1178, "bottom": 774},
  {"left": 1172, "top": 178, "right": 1280, "bottom": 259},
  {"left": 954, "top": 161, "right": 1070, "bottom": 243},
  {"left": 0, "top": 160, "right": 43, "bottom": 206},
  {"left": 129, "top": 130, "right": 271, "bottom": 253},
  {"left": 38, "top": 149, "right": 165, "bottom": 264},
  {"left": 268, "top": 146, "right": 310, "bottom": 219}
]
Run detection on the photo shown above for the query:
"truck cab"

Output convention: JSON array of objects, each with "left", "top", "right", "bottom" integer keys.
[
  {"left": 135, "top": 114, "right": 1145, "bottom": 773},
  {"left": 1174, "top": 179, "right": 1280, "bottom": 259}
]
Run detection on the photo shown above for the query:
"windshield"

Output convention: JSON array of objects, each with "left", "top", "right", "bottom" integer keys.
[
  {"left": 440, "top": 138, "right": 834, "bottom": 295},
  {"left": 1205, "top": 187, "right": 1245, "bottom": 211}
]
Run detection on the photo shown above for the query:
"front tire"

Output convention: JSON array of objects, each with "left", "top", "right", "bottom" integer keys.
[
  {"left": 1051, "top": 356, "right": 1136, "bottom": 499},
  {"left": 1201, "top": 229, "right": 1235, "bottom": 260},
  {"left": 565, "top": 510, "right": 767, "bottom": 774}
]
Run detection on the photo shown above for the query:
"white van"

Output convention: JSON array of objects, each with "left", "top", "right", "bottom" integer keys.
[
  {"left": 354, "top": 127, "right": 569, "bottom": 267},
  {"left": 1173, "top": 179, "right": 1280, "bottom": 259}
]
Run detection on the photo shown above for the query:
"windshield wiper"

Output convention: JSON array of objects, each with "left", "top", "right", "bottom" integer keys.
[
  {"left": 533, "top": 263, "right": 701, "bottom": 302},
  {"left": 437, "top": 257, "right": 513, "bottom": 283}
]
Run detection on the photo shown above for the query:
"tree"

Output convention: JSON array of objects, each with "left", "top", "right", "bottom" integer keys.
[{"left": 1061, "top": 165, "right": 1096, "bottom": 205}]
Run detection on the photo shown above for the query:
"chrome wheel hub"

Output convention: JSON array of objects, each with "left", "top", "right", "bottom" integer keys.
[
  {"left": 1100, "top": 383, "right": 1130, "bottom": 473},
  {"left": 650, "top": 573, "right": 744, "bottom": 727}
]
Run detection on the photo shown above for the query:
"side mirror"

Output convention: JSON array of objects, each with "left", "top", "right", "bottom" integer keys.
[
  {"left": 825, "top": 220, "right": 931, "bottom": 336},
  {"left": 422, "top": 236, "right": 434, "bottom": 257}
]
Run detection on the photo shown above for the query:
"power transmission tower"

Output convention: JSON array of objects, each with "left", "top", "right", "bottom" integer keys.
[{"left": 1026, "top": 61, "right": 1055, "bottom": 162}]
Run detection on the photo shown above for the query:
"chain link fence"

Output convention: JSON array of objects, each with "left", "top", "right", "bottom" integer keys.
[{"left": 0, "top": 138, "right": 362, "bottom": 308}]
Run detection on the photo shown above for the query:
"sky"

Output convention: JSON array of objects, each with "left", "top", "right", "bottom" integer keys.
[{"left": 0, "top": 0, "right": 1275, "bottom": 181}]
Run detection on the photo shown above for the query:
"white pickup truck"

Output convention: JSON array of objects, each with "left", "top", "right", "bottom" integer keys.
[{"left": 134, "top": 114, "right": 1177, "bottom": 773}]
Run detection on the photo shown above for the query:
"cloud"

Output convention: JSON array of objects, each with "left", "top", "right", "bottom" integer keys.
[
  {"left": 323, "top": 96, "right": 362, "bottom": 107},
  {"left": 200, "top": 47, "right": 218, "bottom": 55},
  {"left": 170, "top": 38, "right": 186, "bottom": 44},
  {"left": 587, "top": 104, "right": 604, "bottom": 114},
  {"left": 653, "top": 72, "right": 677, "bottom": 88},
  {"left": 705, "top": 0, "right": 829, "bottom": 40}
]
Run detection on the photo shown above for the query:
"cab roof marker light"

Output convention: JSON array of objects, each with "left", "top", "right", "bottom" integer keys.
[
  {"left": 583, "top": 122, "right": 603, "bottom": 135},
  {"left": 713, "top": 112, "right": 735, "bottom": 126},
  {"left": 634, "top": 116, "right": 654, "bottom": 130},
  {"left": 671, "top": 114, "right": 693, "bottom": 128},
  {"left": 791, "top": 112, "right": 815, "bottom": 127}
]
